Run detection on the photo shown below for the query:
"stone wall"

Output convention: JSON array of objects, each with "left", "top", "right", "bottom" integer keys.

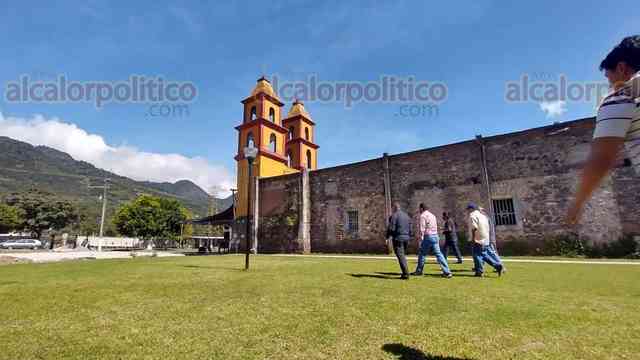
[
  {"left": 256, "top": 172, "right": 303, "bottom": 253},
  {"left": 255, "top": 117, "right": 640, "bottom": 254}
]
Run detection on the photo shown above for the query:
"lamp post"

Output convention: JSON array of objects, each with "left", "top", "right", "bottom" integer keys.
[{"left": 243, "top": 145, "right": 258, "bottom": 270}]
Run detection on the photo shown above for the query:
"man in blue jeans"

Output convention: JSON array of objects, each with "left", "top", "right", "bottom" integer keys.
[
  {"left": 411, "top": 203, "right": 452, "bottom": 278},
  {"left": 467, "top": 203, "right": 504, "bottom": 277}
]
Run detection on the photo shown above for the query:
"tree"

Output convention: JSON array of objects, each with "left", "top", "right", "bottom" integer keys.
[
  {"left": 113, "top": 194, "right": 188, "bottom": 249},
  {"left": 6, "top": 190, "right": 79, "bottom": 239},
  {"left": 0, "top": 203, "right": 24, "bottom": 233}
]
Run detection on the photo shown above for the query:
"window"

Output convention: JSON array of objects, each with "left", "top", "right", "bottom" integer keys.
[
  {"left": 269, "top": 108, "right": 275, "bottom": 122},
  {"left": 304, "top": 127, "right": 310, "bottom": 140},
  {"left": 347, "top": 210, "right": 359, "bottom": 234},
  {"left": 269, "top": 134, "right": 277, "bottom": 152},
  {"left": 492, "top": 198, "right": 517, "bottom": 226},
  {"left": 246, "top": 132, "right": 254, "bottom": 148},
  {"left": 288, "top": 126, "right": 294, "bottom": 140},
  {"left": 306, "top": 150, "right": 312, "bottom": 168},
  {"left": 250, "top": 106, "right": 257, "bottom": 120},
  {"left": 286, "top": 151, "right": 292, "bottom": 167}
]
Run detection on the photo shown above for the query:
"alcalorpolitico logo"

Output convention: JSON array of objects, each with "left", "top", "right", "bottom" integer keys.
[
  {"left": 4, "top": 75, "right": 198, "bottom": 108},
  {"left": 271, "top": 74, "right": 448, "bottom": 108},
  {"left": 504, "top": 74, "right": 610, "bottom": 104}
]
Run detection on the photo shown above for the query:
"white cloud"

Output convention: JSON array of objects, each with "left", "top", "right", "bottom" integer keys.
[
  {"left": 539, "top": 100, "right": 567, "bottom": 118},
  {"left": 0, "top": 113, "right": 234, "bottom": 197}
]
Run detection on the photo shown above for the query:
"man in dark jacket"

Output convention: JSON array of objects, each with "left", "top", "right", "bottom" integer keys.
[
  {"left": 386, "top": 202, "right": 412, "bottom": 279},
  {"left": 442, "top": 212, "right": 463, "bottom": 264}
]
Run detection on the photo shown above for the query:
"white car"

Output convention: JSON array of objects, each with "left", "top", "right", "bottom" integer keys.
[{"left": 0, "top": 239, "right": 42, "bottom": 250}]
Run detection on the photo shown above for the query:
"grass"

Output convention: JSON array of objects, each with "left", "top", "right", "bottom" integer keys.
[{"left": 1, "top": 255, "right": 639, "bottom": 359}]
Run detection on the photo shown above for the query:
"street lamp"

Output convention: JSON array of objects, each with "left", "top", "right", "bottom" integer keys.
[{"left": 243, "top": 144, "right": 258, "bottom": 270}]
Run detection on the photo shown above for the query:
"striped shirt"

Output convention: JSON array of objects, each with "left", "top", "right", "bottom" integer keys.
[{"left": 593, "top": 71, "right": 640, "bottom": 174}]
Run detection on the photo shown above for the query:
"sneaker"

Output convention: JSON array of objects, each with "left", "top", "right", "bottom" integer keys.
[
  {"left": 400, "top": 274, "right": 410, "bottom": 280},
  {"left": 442, "top": 273, "right": 453, "bottom": 278},
  {"left": 410, "top": 271, "right": 423, "bottom": 276},
  {"left": 497, "top": 265, "right": 504, "bottom": 277},
  {"left": 474, "top": 272, "right": 483, "bottom": 277}
]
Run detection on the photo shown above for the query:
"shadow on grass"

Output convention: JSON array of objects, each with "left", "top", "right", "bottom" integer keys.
[
  {"left": 348, "top": 273, "right": 400, "bottom": 280},
  {"left": 374, "top": 271, "right": 479, "bottom": 279},
  {"left": 422, "top": 273, "right": 479, "bottom": 278},
  {"left": 382, "top": 343, "right": 475, "bottom": 360},
  {"left": 179, "top": 265, "right": 243, "bottom": 271}
]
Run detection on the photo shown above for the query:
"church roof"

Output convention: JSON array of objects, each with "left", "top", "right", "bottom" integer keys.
[
  {"left": 286, "top": 99, "right": 311, "bottom": 119},
  {"left": 187, "top": 205, "right": 234, "bottom": 226},
  {"left": 250, "top": 76, "right": 279, "bottom": 100}
]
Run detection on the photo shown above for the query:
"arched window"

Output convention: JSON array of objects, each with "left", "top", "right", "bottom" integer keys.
[
  {"left": 306, "top": 150, "right": 312, "bottom": 168},
  {"left": 269, "top": 108, "right": 275, "bottom": 122},
  {"left": 246, "top": 132, "right": 255, "bottom": 148},
  {"left": 288, "top": 126, "right": 294, "bottom": 141},
  {"left": 269, "top": 134, "right": 277, "bottom": 152},
  {"left": 304, "top": 127, "right": 310, "bottom": 141},
  {"left": 286, "top": 151, "right": 292, "bottom": 167},
  {"left": 250, "top": 106, "right": 257, "bottom": 121}
]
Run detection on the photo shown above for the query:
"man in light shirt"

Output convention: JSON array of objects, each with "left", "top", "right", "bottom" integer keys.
[
  {"left": 568, "top": 35, "right": 640, "bottom": 224},
  {"left": 411, "top": 203, "right": 452, "bottom": 278},
  {"left": 467, "top": 203, "right": 504, "bottom": 277}
]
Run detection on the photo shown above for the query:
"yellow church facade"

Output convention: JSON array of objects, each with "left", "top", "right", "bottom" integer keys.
[{"left": 234, "top": 77, "right": 319, "bottom": 217}]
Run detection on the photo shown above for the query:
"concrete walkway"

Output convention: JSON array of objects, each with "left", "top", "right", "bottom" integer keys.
[
  {"left": 1, "top": 250, "right": 183, "bottom": 263},
  {"left": 268, "top": 253, "right": 640, "bottom": 266}
]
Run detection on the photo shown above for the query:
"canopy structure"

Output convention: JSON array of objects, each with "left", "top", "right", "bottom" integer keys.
[{"left": 187, "top": 205, "right": 234, "bottom": 226}]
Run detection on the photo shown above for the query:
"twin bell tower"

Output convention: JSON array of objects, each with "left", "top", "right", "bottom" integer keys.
[{"left": 234, "top": 77, "right": 319, "bottom": 217}]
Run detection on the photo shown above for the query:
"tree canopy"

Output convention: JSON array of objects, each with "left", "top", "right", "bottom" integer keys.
[
  {"left": 5, "top": 190, "right": 78, "bottom": 238},
  {"left": 113, "top": 194, "right": 189, "bottom": 248},
  {"left": 0, "top": 203, "right": 24, "bottom": 233}
]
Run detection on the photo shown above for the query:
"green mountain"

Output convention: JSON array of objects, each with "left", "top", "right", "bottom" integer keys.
[{"left": 0, "top": 136, "right": 233, "bottom": 225}]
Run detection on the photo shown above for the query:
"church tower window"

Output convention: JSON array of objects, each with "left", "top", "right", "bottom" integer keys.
[
  {"left": 269, "top": 133, "right": 277, "bottom": 152},
  {"left": 247, "top": 132, "right": 254, "bottom": 148}
]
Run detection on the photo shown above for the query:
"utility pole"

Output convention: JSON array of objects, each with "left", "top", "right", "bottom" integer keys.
[{"left": 89, "top": 177, "right": 110, "bottom": 252}]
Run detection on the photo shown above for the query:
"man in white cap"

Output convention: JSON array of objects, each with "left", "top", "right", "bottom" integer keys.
[{"left": 467, "top": 202, "right": 504, "bottom": 277}]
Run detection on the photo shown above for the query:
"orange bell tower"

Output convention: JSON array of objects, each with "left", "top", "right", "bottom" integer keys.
[
  {"left": 283, "top": 100, "right": 319, "bottom": 170},
  {"left": 234, "top": 77, "right": 298, "bottom": 217}
]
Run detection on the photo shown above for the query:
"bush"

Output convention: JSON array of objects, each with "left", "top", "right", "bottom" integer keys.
[
  {"left": 585, "top": 236, "right": 638, "bottom": 259},
  {"left": 499, "top": 237, "right": 538, "bottom": 256},
  {"left": 540, "top": 234, "right": 585, "bottom": 257}
]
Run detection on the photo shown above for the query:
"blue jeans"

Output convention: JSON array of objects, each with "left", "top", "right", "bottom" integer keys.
[
  {"left": 489, "top": 242, "right": 503, "bottom": 263},
  {"left": 415, "top": 234, "right": 451, "bottom": 275},
  {"left": 472, "top": 243, "right": 503, "bottom": 274}
]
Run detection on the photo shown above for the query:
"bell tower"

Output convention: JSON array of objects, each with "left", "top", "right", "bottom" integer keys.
[
  {"left": 283, "top": 100, "right": 319, "bottom": 170},
  {"left": 234, "top": 77, "right": 298, "bottom": 217}
]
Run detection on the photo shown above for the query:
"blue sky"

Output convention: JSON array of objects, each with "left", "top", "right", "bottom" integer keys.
[{"left": 0, "top": 1, "right": 637, "bottom": 194}]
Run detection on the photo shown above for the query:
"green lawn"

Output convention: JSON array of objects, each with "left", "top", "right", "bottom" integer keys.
[{"left": 1, "top": 255, "right": 639, "bottom": 359}]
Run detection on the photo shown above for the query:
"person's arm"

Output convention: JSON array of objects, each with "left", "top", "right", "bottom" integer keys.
[
  {"left": 567, "top": 85, "right": 634, "bottom": 224},
  {"left": 567, "top": 138, "right": 625, "bottom": 224},
  {"left": 469, "top": 214, "right": 479, "bottom": 242},
  {"left": 419, "top": 214, "right": 426, "bottom": 240},
  {"left": 390, "top": 214, "right": 398, "bottom": 236}
]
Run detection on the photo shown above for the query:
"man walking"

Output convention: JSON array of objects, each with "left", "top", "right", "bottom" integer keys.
[
  {"left": 386, "top": 202, "right": 412, "bottom": 280},
  {"left": 442, "top": 212, "right": 463, "bottom": 264},
  {"left": 411, "top": 203, "right": 452, "bottom": 278},
  {"left": 479, "top": 206, "right": 505, "bottom": 273},
  {"left": 467, "top": 203, "right": 504, "bottom": 277}
]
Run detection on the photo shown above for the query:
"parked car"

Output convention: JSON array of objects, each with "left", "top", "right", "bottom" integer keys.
[{"left": 0, "top": 239, "right": 42, "bottom": 250}]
